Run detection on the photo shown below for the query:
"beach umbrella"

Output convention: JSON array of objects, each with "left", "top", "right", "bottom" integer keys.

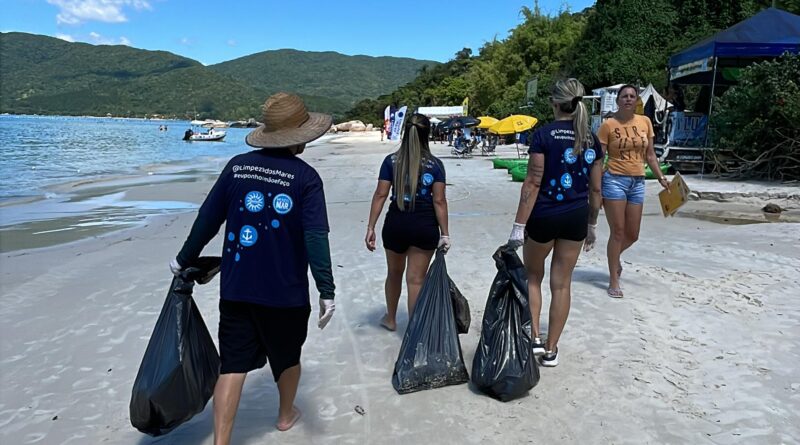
[
  {"left": 439, "top": 118, "right": 454, "bottom": 130},
  {"left": 488, "top": 115, "right": 538, "bottom": 135},
  {"left": 429, "top": 117, "right": 442, "bottom": 124},
  {"left": 447, "top": 116, "right": 480, "bottom": 130},
  {"left": 477, "top": 116, "right": 499, "bottom": 129}
]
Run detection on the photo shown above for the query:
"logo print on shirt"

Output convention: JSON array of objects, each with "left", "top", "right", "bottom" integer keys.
[
  {"left": 561, "top": 173, "right": 573, "bottom": 189},
  {"left": 273, "top": 194, "right": 293, "bottom": 215},
  {"left": 244, "top": 191, "right": 265, "bottom": 212},
  {"left": 239, "top": 225, "right": 258, "bottom": 247},
  {"left": 564, "top": 148, "right": 577, "bottom": 164},
  {"left": 584, "top": 148, "right": 596, "bottom": 164},
  {"left": 422, "top": 173, "right": 434, "bottom": 186}
]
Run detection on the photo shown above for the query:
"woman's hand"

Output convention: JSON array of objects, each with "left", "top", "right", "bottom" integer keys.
[
  {"left": 658, "top": 176, "right": 670, "bottom": 190},
  {"left": 365, "top": 227, "right": 376, "bottom": 252}
]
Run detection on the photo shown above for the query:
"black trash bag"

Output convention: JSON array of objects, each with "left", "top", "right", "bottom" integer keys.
[
  {"left": 392, "top": 250, "right": 469, "bottom": 394},
  {"left": 130, "top": 256, "right": 222, "bottom": 436},
  {"left": 471, "top": 246, "right": 539, "bottom": 401},
  {"left": 449, "top": 277, "right": 470, "bottom": 334}
]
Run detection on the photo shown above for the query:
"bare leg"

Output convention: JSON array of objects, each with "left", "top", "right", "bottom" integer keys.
[
  {"left": 621, "top": 202, "right": 643, "bottom": 253},
  {"left": 523, "top": 238, "right": 554, "bottom": 338},
  {"left": 213, "top": 373, "right": 246, "bottom": 445},
  {"left": 275, "top": 365, "right": 302, "bottom": 431},
  {"left": 382, "top": 249, "right": 407, "bottom": 331},
  {"left": 604, "top": 199, "right": 627, "bottom": 293},
  {"left": 546, "top": 239, "right": 583, "bottom": 351},
  {"left": 404, "top": 247, "right": 435, "bottom": 316}
]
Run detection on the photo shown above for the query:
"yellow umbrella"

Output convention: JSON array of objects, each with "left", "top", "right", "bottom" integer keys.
[
  {"left": 476, "top": 116, "right": 498, "bottom": 129},
  {"left": 488, "top": 115, "right": 538, "bottom": 135}
]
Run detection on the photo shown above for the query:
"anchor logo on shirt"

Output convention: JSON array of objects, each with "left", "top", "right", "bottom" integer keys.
[{"left": 239, "top": 225, "right": 258, "bottom": 247}]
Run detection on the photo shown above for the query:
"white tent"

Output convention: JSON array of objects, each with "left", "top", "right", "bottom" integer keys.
[
  {"left": 590, "top": 83, "right": 670, "bottom": 114},
  {"left": 639, "top": 83, "right": 672, "bottom": 112},
  {"left": 417, "top": 106, "right": 465, "bottom": 118}
]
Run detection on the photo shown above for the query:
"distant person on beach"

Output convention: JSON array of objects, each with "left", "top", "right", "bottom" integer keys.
[
  {"left": 365, "top": 113, "right": 450, "bottom": 331},
  {"left": 598, "top": 84, "right": 669, "bottom": 298},
  {"left": 183, "top": 128, "right": 193, "bottom": 141},
  {"left": 170, "top": 92, "right": 336, "bottom": 442},
  {"left": 508, "top": 78, "right": 604, "bottom": 367}
]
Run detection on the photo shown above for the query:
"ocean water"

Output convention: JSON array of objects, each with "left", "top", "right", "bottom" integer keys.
[{"left": 0, "top": 115, "right": 255, "bottom": 200}]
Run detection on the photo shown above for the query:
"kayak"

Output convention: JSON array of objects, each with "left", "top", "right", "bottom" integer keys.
[
  {"left": 511, "top": 163, "right": 527, "bottom": 182},
  {"left": 645, "top": 163, "right": 670, "bottom": 179},
  {"left": 492, "top": 158, "right": 519, "bottom": 170}
]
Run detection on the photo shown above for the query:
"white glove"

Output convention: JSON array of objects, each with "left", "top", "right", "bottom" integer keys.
[
  {"left": 169, "top": 258, "right": 183, "bottom": 276},
  {"left": 508, "top": 223, "right": 526, "bottom": 249},
  {"left": 318, "top": 298, "right": 335, "bottom": 330},
  {"left": 438, "top": 235, "right": 451, "bottom": 254},
  {"left": 584, "top": 224, "right": 597, "bottom": 252}
]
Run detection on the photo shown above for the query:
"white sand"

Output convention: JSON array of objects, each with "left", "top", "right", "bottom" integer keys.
[{"left": 1, "top": 132, "right": 799, "bottom": 444}]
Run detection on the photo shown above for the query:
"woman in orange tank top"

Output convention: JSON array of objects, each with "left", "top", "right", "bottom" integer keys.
[{"left": 597, "top": 85, "right": 670, "bottom": 298}]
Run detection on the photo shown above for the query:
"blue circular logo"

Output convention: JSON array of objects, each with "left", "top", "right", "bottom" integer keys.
[
  {"left": 422, "top": 173, "right": 434, "bottom": 186},
  {"left": 273, "top": 194, "right": 293, "bottom": 215},
  {"left": 228, "top": 232, "right": 235, "bottom": 241},
  {"left": 239, "top": 225, "right": 258, "bottom": 247},
  {"left": 550, "top": 179, "right": 556, "bottom": 186},
  {"left": 560, "top": 173, "right": 573, "bottom": 189},
  {"left": 564, "top": 148, "right": 577, "bottom": 164},
  {"left": 271, "top": 219, "right": 280, "bottom": 229},
  {"left": 556, "top": 193, "right": 564, "bottom": 201},
  {"left": 584, "top": 148, "right": 596, "bottom": 164},
  {"left": 244, "top": 191, "right": 265, "bottom": 212}
]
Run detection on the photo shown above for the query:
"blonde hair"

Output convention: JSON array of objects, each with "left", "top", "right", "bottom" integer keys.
[
  {"left": 393, "top": 113, "right": 431, "bottom": 211},
  {"left": 551, "top": 78, "right": 592, "bottom": 155}
]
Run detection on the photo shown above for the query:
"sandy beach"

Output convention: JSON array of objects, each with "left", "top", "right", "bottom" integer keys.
[{"left": 1, "top": 132, "right": 799, "bottom": 444}]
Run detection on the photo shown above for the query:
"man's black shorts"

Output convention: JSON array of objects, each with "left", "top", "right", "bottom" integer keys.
[
  {"left": 218, "top": 299, "right": 311, "bottom": 380},
  {"left": 381, "top": 205, "right": 439, "bottom": 253},
  {"left": 525, "top": 205, "right": 589, "bottom": 244}
]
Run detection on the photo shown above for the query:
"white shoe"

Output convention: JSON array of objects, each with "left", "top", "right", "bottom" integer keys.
[
  {"left": 539, "top": 349, "right": 559, "bottom": 367},
  {"left": 532, "top": 337, "right": 546, "bottom": 357}
]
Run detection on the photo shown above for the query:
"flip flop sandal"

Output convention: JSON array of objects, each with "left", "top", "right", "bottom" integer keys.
[{"left": 607, "top": 287, "right": 624, "bottom": 298}]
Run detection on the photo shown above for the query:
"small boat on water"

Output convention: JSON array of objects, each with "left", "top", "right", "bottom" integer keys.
[
  {"left": 183, "top": 120, "right": 227, "bottom": 142},
  {"left": 185, "top": 128, "right": 226, "bottom": 141}
]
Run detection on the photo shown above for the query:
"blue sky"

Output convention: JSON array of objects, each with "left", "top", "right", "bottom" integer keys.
[{"left": 2, "top": 0, "right": 596, "bottom": 65}]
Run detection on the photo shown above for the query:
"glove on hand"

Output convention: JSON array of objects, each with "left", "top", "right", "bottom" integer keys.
[
  {"left": 507, "top": 223, "right": 526, "bottom": 249},
  {"left": 584, "top": 224, "right": 597, "bottom": 252},
  {"left": 169, "top": 258, "right": 183, "bottom": 276},
  {"left": 438, "top": 235, "right": 451, "bottom": 254},
  {"left": 318, "top": 298, "right": 335, "bottom": 330}
]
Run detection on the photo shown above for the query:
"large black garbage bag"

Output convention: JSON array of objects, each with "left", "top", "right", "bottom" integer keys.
[
  {"left": 449, "top": 277, "right": 470, "bottom": 334},
  {"left": 471, "top": 246, "right": 539, "bottom": 401},
  {"left": 130, "top": 257, "right": 222, "bottom": 436},
  {"left": 392, "top": 250, "right": 469, "bottom": 394}
]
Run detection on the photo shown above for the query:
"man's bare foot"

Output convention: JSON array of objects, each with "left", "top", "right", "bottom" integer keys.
[
  {"left": 380, "top": 314, "right": 396, "bottom": 331},
  {"left": 276, "top": 406, "right": 301, "bottom": 432}
]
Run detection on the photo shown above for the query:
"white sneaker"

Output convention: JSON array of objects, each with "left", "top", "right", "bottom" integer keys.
[
  {"left": 532, "top": 337, "right": 546, "bottom": 357},
  {"left": 539, "top": 349, "right": 559, "bottom": 367}
]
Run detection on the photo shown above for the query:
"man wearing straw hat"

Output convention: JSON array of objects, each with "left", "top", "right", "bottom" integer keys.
[{"left": 170, "top": 92, "right": 336, "bottom": 441}]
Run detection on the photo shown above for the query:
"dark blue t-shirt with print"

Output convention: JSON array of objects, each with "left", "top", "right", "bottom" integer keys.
[
  {"left": 378, "top": 153, "right": 446, "bottom": 211},
  {"left": 187, "top": 149, "right": 328, "bottom": 308},
  {"left": 528, "top": 120, "right": 603, "bottom": 217}
]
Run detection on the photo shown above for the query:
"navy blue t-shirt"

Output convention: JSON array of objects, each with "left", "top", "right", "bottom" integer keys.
[
  {"left": 179, "top": 149, "right": 328, "bottom": 307},
  {"left": 528, "top": 120, "right": 603, "bottom": 217},
  {"left": 378, "top": 153, "right": 446, "bottom": 211}
]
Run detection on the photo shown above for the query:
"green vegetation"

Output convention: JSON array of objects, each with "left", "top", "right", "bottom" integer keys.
[
  {"left": 209, "top": 49, "right": 436, "bottom": 115},
  {"left": 345, "top": 1, "right": 799, "bottom": 129},
  {"left": 712, "top": 53, "right": 800, "bottom": 180},
  {"left": 0, "top": 33, "right": 434, "bottom": 120}
]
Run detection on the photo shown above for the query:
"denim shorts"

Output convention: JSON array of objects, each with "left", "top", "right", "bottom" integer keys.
[{"left": 602, "top": 171, "right": 645, "bottom": 205}]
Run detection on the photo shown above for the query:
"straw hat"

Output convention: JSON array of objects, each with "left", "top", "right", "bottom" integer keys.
[{"left": 245, "top": 92, "right": 332, "bottom": 149}]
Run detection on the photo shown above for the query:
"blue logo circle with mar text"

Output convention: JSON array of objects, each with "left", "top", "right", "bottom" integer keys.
[
  {"left": 584, "top": 148, "right": 596, "bottom": 164},
  {"left": 273, "top": 194, "right": 293, "bottom": 215},
  {"left": 239, "top": 225, "right": 258, "bottom": 247}
]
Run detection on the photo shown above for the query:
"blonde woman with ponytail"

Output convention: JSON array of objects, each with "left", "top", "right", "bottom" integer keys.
[
  {"left": 365, "top": 113, "right": 450, "bottom": 332},
  {"left": 507, "top": 79, "right": 605, "bottom": 367}
]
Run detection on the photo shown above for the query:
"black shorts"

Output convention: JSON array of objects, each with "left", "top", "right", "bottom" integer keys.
[
  {"left": 526, "top": 205, "right": 589, "bottom": 244},
  {"left": 381, "top": 205, "right": 439, "bottom": 253},
  {"left": 218, "top": 299, "right": 311, "bottom": 380}
]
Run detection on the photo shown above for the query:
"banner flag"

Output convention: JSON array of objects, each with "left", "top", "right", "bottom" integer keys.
[
  {"left": 462, "top": 97, "right": 469, "bottom": 116},
  {"left": 390, "top": 106, "right": 407, "bottom": 141}
]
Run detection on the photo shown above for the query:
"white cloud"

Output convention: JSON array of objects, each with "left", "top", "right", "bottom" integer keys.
[
  {"left": 88, "top": 31, "right": 132, "bottom": 45},
  {"left": 226, "top": 39, "right": 236, "bottom": 47},
  {"left": 56, "top": 33, "right": 75, "bottom": 42},
  {"left": 47, "top": 0, "right": 152, "bottom": 25}
]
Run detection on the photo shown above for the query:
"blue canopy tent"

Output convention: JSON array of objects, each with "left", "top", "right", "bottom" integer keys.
[
  {"left": 669, "top": 7, "right": 800, "bottom": 85},
  {"left": 663, "top": 7, "right": 800, "bottom": 170}
]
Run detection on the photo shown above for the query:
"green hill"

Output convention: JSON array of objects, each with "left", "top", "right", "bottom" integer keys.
[
  {"left": 0, "top": 33, "right": 436, "bottom": 120},
  {"left": 209, "top": 49, "right": 437, "bottom": 112}
]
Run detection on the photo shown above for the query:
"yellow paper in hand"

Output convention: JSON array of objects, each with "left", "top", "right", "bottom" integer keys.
[{"left": 659, "top": 172, "right": 690, "bottom": 217}]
